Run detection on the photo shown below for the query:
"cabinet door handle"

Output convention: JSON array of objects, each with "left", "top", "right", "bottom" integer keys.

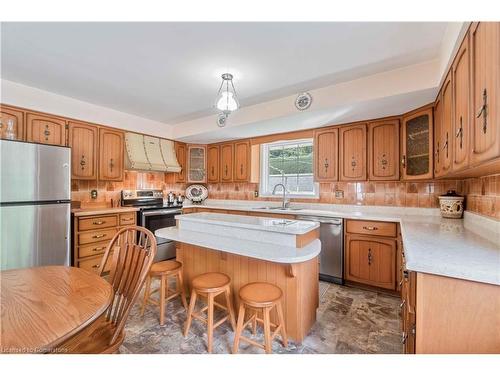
[
  {"left": 367, "top": 248, "right": 372, "bottom": 265},
  {"left": 401, "top": 155, "right": 406, "bottom": 168},
  {"left": 109, "top": 158, "right": 114, "bottom": 172},
  {"left": 362, "top": 226, "right": 378, "bottom": 231},
  {"left": 92, "top": 264, "right": 100, "bottom": 269},
  {"left": 224, "top": 165, "right": 228, "bottom": 176},
  {"left": 401, "top": 332, "right": 407, "bottom": 344},
  {"left": 211, "top": 166, "right": 214, "bottom": 175},
  {"left": 92, "top": 220, "right": 105, "bottom": 225},
  {"left": 240, "top": 164, "right": 243, "bottom": 175},
  {"left": 442, "top": 134, "right": 449, "bottom": 158},
  {"left": 324, "top": 158, "right": 329, "bottom": 172},
  {"left": 400, "top": 300, "right": 406, "bottom": 309},
  {"left": 435, "top": 141, "right": 440, "bottom": 163},
  {"left": 92, "top": 234, "right": 106, "bottom": 239},
  {"left": 351, "top": 156, "right": 357, "bottom": 171},
  {"left": 455, "top": 117, "right": 463, "bottom": 149},
  {"left": 121, "top": 217, "right": 134, "bottom": 222},
  {"left": 92, "top": 246, "right": 106, "bottom": 252},
  {"left": 476, "top": 88, "right": 487, "bottom": 133},
  {"left": 80, "top": 155, "right": 86, "bottom": 170},
  {"left": 399, "top": 279, "right": 404, "bottom": 287}
]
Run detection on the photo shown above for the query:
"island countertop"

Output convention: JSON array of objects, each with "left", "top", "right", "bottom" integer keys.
[{"left": 155, "top": 212, "right": 321, "bottom": 264}]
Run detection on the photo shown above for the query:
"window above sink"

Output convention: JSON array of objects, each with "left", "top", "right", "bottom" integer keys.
[{"left": 259, "top": 138, "right": 319, "bottom": 199}]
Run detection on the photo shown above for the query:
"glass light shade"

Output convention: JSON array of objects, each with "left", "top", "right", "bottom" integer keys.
[{"left": 216, "top": 91, "right": 239, "bottom": 112}]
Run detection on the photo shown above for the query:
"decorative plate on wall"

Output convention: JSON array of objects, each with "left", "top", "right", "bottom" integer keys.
[
  {"left": 295, "top": 92, "right": 312, "bottom": 111},
  {"left": 185, "top": 184, "right": 208, "bottom": 203}
]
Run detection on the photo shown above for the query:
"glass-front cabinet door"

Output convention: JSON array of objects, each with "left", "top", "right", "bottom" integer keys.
[
  {"left": 401, "top": 107, "right": 434, "bottom": 180},
  {"left": 187, "top": 145, "right": 207, "bottom": 183}
]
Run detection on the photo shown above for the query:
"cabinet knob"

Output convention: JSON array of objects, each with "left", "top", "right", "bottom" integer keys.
[{"left": 80, "top": 155, "right": 86, "bottom": 170}]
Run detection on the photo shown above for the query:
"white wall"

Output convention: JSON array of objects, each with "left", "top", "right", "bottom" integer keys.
[{"left": 0, "top": 79, "right": 173, "bottom": 139}]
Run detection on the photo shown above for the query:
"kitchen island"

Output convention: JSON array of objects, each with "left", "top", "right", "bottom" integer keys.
[{"left": 156, "top": 212, "right": 321, "bottom": 343}]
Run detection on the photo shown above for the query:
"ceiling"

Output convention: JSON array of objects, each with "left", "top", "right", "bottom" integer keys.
[{"left": 1, "top": 22, "right": 449, "bottom": 125}]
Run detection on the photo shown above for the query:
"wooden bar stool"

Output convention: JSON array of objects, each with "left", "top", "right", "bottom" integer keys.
[
  {"left": 140, "top": 260, "right": 188, "bottom": 326},
  {"left": 184, "top": 272, "right": 237, "bottom": 353},
  {"left": 233, "top": 282, "right": 288, "bottom": 354}
]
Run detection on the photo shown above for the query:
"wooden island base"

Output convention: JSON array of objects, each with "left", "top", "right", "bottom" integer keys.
[{"left": 176, "top": 242, "right": 319, "bottom": 343}]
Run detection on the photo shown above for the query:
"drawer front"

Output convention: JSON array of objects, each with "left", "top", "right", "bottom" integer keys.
[
  {"left": 78, "top": 228, "right": 117, "bottom": 245},
  {"left": 78, "top": 215, "right": 118, "bottom": 231},
  {"left": 78, "top": 241, "right": 110, "bottom": 258},
  {"left": 346, "top": 220, "right": 397, "bottom": 237},
  {"left": 119, "top": 212, "right": 136, "bottom": 226},
  {"left": 78, "top": 253, "right": 113, "bottom": 274}
]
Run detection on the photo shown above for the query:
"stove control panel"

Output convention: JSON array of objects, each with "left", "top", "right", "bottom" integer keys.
[{"left": 122, "top": 189, "right": 164, "bottom": 200}]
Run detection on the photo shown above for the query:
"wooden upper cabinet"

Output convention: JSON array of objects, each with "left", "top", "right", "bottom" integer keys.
[
  {"left": 174, "top": 142, "right": 187, "bottom": 183},
  {"left": 470, "top": 22, "right": 500, "bottom": 165},
  {"left": 401, "top": 107, "right": 434, "bottom": 180},
  {"left": 440, "top": 71, "right": 453, "bottom": 176},
  {"left": 452, "top": 31, "right": 471, "bottom": 172},
  {"left": 344, "top": 234, "right": 396, "bottom": 290},
  {"left": 26, "top": 112, "right": 67, "bottom": 146},
  {"left": 433, "top": 93, "right": 443, "bottom": 176},
  {"left": 314, "top": 128, "right": 338, "bottom": 181},
  {"left": 220, "top": 143, "right": 234, "bottom": 182},
  {"left": 0, "top": 105, "right": 24, "bottom": 141},
  {"left": 187, "top": 144, "right": 207, "bottom": 183},
  {"left": 68, "top": 121, "right": 98, "bottom": 180},
  {"left": 233, "top": 141, "right": 250, "bottom": 182},
  {"left": 339, "top": 123, "right": 367, "bottom": 181},
  {"left": 98, "top": 128, "right": 124, "bottom": 181},
  {"left": 368, "top": 119, "right": 399, "bottom": 181},
  {"left": 207, "top": 145, "right": 220, "bottom": 183}
]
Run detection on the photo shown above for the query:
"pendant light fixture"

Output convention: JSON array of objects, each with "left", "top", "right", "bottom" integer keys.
[{"left": 215, "top": 73, "right": 239, "bottom": 126}]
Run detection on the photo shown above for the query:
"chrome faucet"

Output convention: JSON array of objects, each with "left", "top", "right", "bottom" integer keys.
[{"left": 272, "top": 183, "right": 290, "bottom": 209}]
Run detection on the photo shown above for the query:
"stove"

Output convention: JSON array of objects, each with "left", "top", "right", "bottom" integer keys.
[{"left": 121, "top": 189, "right": 182, "bottom": 261}]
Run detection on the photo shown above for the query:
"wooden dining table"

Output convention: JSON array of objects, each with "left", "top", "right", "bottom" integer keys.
[{"left": 0, "top": 266, "right": 113, "bottom": 354}]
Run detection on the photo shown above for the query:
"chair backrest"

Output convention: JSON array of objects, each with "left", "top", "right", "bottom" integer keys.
[{"left": 98, "top": 226, "right": 157, "bottom": 345}]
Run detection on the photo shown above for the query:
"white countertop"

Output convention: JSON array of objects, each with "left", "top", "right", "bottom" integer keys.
[
  {"left": 72, "top": 206, "right": 139, "bottom": 217},
  {"left": 176, "top": 212, "right": 319, "bottom": 235},
  {"left": 182, "top": 200, "right": 500, "bottom": 286},
  {"left": 155, "top": 227, "right": 321, "bottom": 264}
]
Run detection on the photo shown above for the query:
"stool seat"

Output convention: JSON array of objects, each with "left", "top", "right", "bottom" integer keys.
[
  {"left": 239, "top": 282, "right": 282, "bottom": 307},
  {"left": 192, "top": 272, "right": 231, "bottom": 292},
  {"left": 150, "top": 260, "right": 182, "bottom": 275}
]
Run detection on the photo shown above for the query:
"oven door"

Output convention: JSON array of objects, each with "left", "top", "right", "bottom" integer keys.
[{"left": 140, "top": 208, "right": 182, "bottom": 262}]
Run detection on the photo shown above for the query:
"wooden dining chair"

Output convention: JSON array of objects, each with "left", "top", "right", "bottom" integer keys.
[{"left": 59, "top": 226, "right": 157, "bottom": 354}]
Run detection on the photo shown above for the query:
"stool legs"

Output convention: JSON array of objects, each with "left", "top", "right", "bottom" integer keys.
[
  {"left": 263, "top": 307, "right": 272, "bottom": 354},
  {"left": 184, "top": 286, "right": 236, "bottom": 353},
  {"left": 141, "top": 269, "right": 188, "bottom": 326},
  {"left": 232, "top": 303, "right": 246, "bottom": 353},
  {"left": 232, "top": 300, "right": 288, "bottom": 354},
  {"left": 140, "top": 276, "right": 152, "bottom": 316},
  {"left": 184, "top": 289, "right": 197, "bottom": 337},
  {"left": 159, "top": 275, "right": 167, "bottom": 326}
]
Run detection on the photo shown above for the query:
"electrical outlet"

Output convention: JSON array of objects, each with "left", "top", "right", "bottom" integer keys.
[
  {"left": 90, "top": 189, "right": 98, "bottom": 199},
  {"left": 254, "top": 190, "right": 259, "bottom": 198},
  {"left": 334, "top": 190, "right": 344, "bottom": 198}
]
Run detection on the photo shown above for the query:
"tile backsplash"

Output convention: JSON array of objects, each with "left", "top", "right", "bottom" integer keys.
[{"left": 71, "top": 172, "right": 499, "bottom": 220}]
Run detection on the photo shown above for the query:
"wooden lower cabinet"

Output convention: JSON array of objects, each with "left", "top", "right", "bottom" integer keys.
[
  {"left": 73, "top": 211, "right": 136, "bottom": 273},
  {"left": 344, "top": 234, "right": 396, "bottom": 290}
]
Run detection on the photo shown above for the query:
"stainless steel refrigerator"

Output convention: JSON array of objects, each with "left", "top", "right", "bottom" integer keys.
[{"left": 0, "top": 139, "right": 71, "bottom": 270}]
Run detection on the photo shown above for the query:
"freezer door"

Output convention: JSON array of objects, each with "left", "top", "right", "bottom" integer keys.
[
  {"left": 0, "top": 140, "right": 70, "bottom": 203},
  {"left": 0, "top": 203, "right": 70, "bottom": 270}
]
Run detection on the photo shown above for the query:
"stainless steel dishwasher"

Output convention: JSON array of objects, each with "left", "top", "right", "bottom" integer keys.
[{"left": 297, "top": 215, "right": 343, "bottom": 284}]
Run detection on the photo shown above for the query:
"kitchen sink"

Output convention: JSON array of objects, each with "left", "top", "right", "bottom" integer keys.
[
  {"left": 252, "top": 207, "right": 303, "bottom": 211},
  {"left": 271, "top": 219, "right": 297, "bottom": 226}
]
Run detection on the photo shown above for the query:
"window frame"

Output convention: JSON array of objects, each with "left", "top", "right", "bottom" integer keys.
[{"left": 259, "top": 138, "right": 319, "bottom": 199}]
